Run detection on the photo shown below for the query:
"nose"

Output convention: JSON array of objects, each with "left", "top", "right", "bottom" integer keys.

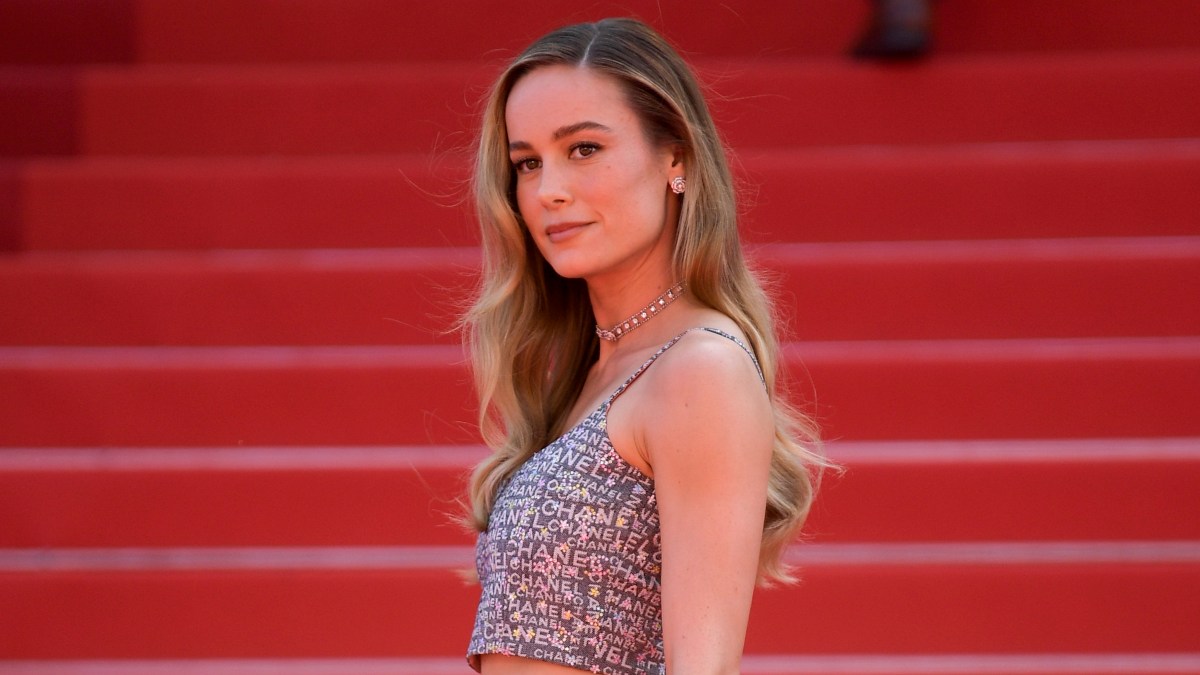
[{"left": 535, "top": 162, "right": 571, "bottom": 208}]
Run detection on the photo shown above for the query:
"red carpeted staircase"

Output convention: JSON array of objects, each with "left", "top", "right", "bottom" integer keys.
[{"left": 2, "top": 1, "right": 1199, "bottom": 673}]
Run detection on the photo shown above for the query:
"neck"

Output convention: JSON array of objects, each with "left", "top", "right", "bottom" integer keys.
[
  {"left": 588, "top": 272, "right": 677, "bottom": 325},
  {"left": 591, "top": 278, "right": 685, "bottom": 345}
]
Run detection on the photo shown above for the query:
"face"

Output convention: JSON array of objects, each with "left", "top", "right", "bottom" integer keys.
[{"left": 504, "top": 65, "right": 683, "bottom": 283}]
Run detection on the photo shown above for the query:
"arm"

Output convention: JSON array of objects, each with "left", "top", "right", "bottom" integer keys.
[{"left": 638, "top": 333, "right": 775, "bottom": 674}]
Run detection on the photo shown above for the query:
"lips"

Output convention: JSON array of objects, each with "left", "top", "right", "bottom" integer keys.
[{"left": 544, "top": 221, "right": 590, "bottom": 243}]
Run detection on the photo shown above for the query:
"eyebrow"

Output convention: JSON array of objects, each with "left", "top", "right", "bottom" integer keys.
[{"left": 508, "top": 121, "right": 614, "bottom": 152}]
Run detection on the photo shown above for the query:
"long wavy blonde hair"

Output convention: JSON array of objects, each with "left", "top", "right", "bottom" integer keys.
[{"left": 462, "top": 18, "right": 826, "bottom": 583}]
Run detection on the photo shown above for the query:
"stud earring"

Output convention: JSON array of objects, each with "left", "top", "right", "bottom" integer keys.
[{"left": 670, "top": 176, "right": 686, "bottom": 194}]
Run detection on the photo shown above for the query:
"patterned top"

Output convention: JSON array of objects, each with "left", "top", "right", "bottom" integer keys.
[{"left": 467, "top": 328, "right": 763, "bottom": 674}]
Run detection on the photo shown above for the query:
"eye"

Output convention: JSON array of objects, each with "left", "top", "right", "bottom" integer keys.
[
  {"left": 570, "top": 142, "right": 601, "bottom": 159},
  {"left": 512, "top": 157, "right": 541, "bottom": 174}
]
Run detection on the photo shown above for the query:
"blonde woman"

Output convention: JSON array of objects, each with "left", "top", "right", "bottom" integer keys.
[{"left": 463, "top": 18, "right": 825, "bottom": 675}]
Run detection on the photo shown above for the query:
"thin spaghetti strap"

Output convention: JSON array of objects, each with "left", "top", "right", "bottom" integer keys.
[
  {"left": 697, "top": 327, "right": 766, "bottom": 385},
  {"left": 605, "top": 329, "right": 696, "bottom": 406},
  {"left": 605, "top": 327, "right": 765, "bottom": 408}
]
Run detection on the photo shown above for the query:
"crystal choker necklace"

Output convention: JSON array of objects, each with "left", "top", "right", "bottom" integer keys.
[{"left": 595, "top": 282, "right": 685, "bottom": 342}]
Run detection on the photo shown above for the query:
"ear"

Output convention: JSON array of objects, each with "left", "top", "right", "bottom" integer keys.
[
  {"left": 670, "top": 145, "right": 685, "bottom": 169},
  {"left": 667, "top": 146, "right": 686, "bottom": 187}
]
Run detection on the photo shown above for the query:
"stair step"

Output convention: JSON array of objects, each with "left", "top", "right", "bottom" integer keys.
[
  {"left": 794, "top": 337, "right": 1200, "bottom": 441},
  {"left": 0, "top": 345, "right": 480, "bottom": 447},
  {"left": 2, "top": 439, "right": 1197, "bottom": 548},
  {"left": 4, "top": 155, "right": 475, "bottom": 251},
  {"left": 3, "top": 0, "right": 1199, "bottom": 66},
  {"left": 0, "top": 0, "right": 866, "bottom": 66},
  {"left": 2, "top": 0, "right": 1198, "bottom": 669},
  {"left": 4, "top": 53, "right": 1199, "bottom": 157},
  {"left": 3, "top": 238, "right": 1197, "bottom": 345},
  {"left": 4, "top": 654, "right": 1200, "bottom": 675},
  {"left": 1, "top": 339, "right": 1198, "bottom": 445},
  {"left": 5, "top": 140, "right": 1198, "bottom": 250},
  {"left": 0, "top": 247, "right": 477, "bottom": 346},
  {"left": 739, "top": 140, "right": 1200, "bottom": 244},
  {"left": 816, "top": 438, "right": 1200, "bottom": 543},
  {"left": 1, "top": 543, "right": 1197, "bottom": 657}
]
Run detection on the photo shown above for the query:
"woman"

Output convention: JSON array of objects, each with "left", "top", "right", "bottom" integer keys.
[{"left": 463, "top": 18, "right": 826, "bottom": 674}]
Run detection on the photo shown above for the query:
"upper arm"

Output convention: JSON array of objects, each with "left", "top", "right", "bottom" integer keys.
[{"left": 639, "top": 334, "right": 775, "bottom": 674}]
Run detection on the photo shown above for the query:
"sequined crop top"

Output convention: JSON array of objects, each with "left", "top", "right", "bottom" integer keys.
[{"left": 467, "top": 328, "right": 763, "bottom": 675}]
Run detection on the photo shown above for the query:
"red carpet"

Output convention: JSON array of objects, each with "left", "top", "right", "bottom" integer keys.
[{"left": 1, "top": 1, "right": 1198, "bottom": 672}]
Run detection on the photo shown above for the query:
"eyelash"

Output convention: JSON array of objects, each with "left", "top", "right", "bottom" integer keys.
[
  {"left": 571, "top": 142, "right": 600, "bottom": 159},
  {"left": 512, "top": 157, "right": 540, "bottom": 174},
  {"left": 511, "top": 142, "right": 602, "bottom": 174}
]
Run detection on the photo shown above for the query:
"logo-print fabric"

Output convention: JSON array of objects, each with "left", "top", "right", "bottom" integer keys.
[{"left": 468, "top": 403, "right": 665, "bottom": 674}]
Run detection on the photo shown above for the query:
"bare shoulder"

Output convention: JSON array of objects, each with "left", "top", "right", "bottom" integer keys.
[
  {"left": 635, "top": 327, "right": 773, "bottom": 466},
  {"left": 646, "top": 327, "right": 766, "bottom": 403}
]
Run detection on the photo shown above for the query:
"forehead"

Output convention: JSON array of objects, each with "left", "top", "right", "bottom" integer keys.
[{"left": 505, "top": 65, "right": 638, "bottom": 141}]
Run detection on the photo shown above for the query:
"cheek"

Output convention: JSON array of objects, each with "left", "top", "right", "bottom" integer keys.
[
  {"left": 513, "top": 181, "right": 539, "bottom": 226},
  {"left": 620, "top": 169, "right": 668, "bottom": 222},
  {"left": 597, "top": 162, "right": 659, "bottom": 214}
]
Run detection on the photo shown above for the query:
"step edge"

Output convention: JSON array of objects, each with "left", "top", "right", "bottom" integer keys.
[
  {"left": 2, "top": 653, "right": 1200, "bottom": 674},
  {"left": 3, "top": 437, "right": 1199, "bottom": 471},
  {"left": 7, "top": 236, "right": 1200, "bottom": 269},
  {"left": 4, "top": 336, "right": 1199, "bottom": 367},
  {"left": 4, "top": 49, "right": 1200, "bottom": 78},
  {"left": 3, "top": 541, "right": 1199, "bottom": 572},
  {"left": 6, "top": 136, "right": 1200, "bottom": 171}
]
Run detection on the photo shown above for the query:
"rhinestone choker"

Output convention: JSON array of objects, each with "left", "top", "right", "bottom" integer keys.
[{"left": 595, "top": 282, "right": 685, "bottom": 342}]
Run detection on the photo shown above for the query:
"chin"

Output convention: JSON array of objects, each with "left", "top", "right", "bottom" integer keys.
[
  {"left": 545, "top": 266, "right": 588, "bottom": 282},
  {"left": 540, "top": 256, "right": 595, "bottom": 282}
]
